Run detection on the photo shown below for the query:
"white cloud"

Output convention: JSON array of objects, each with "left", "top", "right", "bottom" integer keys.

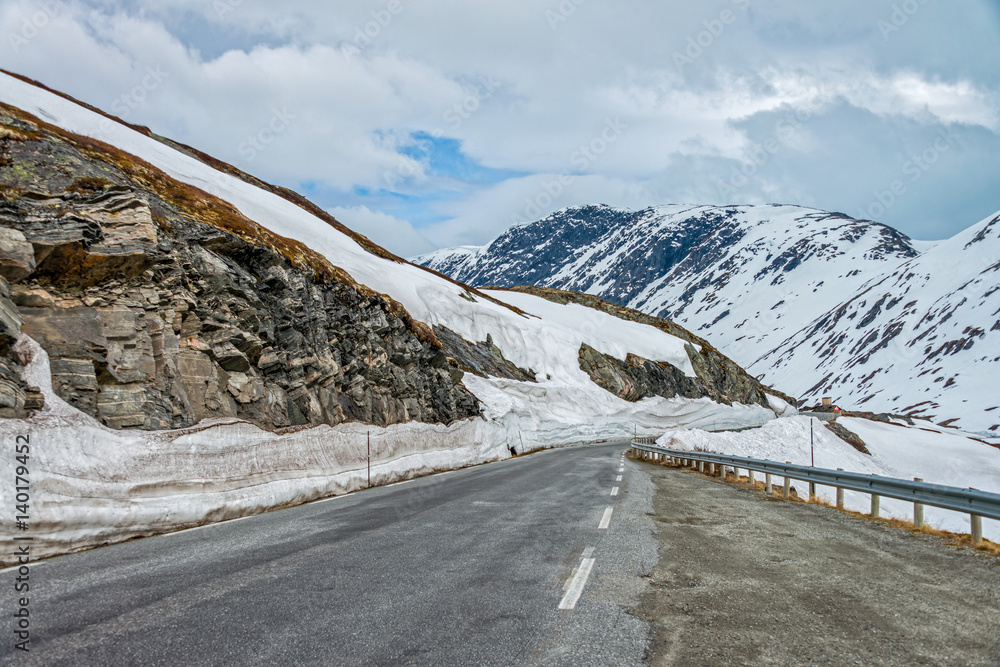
[
  {"left": 1, "top": 0, "right": 997, "bottom": 253},
  {"left": 328, "top": 205, "right": 435, "bottom": 257}
]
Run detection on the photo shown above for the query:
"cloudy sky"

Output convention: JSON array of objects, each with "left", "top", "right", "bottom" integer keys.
[{"left": 3, "top": 0, "right": 999, "bottom": 256}]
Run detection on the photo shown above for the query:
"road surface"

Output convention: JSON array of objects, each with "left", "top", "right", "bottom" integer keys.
[
  {"left": 2, "top": 442, "right": 653, "bottom": 666},
  {"left": 4, "top": 441, "right": 998, "bottom": 666}
]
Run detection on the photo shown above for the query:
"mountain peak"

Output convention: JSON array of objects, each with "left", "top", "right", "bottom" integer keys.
[{"left": 418, "top": 203, "right": 1000, "bottom": 430}]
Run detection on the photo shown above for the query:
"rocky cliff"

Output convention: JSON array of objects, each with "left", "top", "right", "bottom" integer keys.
[{"left": 0, "top": 103, "right": 479, "bottom": 430}]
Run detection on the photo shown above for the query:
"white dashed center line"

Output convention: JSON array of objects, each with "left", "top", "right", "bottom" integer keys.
[
  {"left": 559, "top": 557, "right": 596, "bottom": 610},
  {"left": 598, "top": 507, "right": 613, "bottom": 529},
  {"left": 611, "top": 487, "right": 619, "bottom": 497},
  {"left": 616, "top": 475, "right": 623, "bottom": 482}
]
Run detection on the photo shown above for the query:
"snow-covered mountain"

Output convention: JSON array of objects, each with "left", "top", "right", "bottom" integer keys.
[
  {"left": 416, "top": 204, "right": 1000, "bottom": 432},
  {"left": 758, "top": 210, "right": 1000, "bottom": 430},
  {"left": 416, "top": 205, "right": 919, "bottom": 366}
]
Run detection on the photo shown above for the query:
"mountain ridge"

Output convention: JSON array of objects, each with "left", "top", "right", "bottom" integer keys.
[{"left": 417, "top": 203, "right": 999, "bottom": 431}]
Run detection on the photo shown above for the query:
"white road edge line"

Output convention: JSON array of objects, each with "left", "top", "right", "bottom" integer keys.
[
  {"left": 611, "top": 487, "right": 619, "bottom": 497},
  {"left": 153, "top": 513, "right": 258, "bottom": 539},
  {"left": 598, "top": 507, "right": 613, "bottom": 529},
  {"left": 0, "top": 559, "right": 44, "bottom": 575},
  {"left": 558, "top": 557, "right": 596, "bottom": 610}
]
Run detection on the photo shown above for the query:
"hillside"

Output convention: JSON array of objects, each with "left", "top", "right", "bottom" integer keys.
[
  {"left": 417, "top": 204, "right": 1000, "bottom": 431},
  {"left": 0, "top": 72, "right": 786, "bottom": 559},
  {"left": 758, "top": 210, "right": 1000, "bottom": 431}
]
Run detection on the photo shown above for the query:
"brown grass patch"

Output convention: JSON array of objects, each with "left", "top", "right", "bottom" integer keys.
[
  {"left": 66, "top": 176, "right": 114, "bottom": 194},
  {"left": 0, "top": 123, "right": 40, "bottom": 142}
]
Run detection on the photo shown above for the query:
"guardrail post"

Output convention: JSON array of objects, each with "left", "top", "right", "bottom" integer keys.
[
  {"left": 709, "top": 463, "right": 715, "bottom": 475},
  {"left": 698, "top": 461, "right": 704, "bottom": 473},
  {"left": 782, "top": 463, "right": 792, "bottom": 499},
  {"left": 836, "top": 469, "right": 844, "bottom": 509},
  {"left": 765, "top": 473, "right": 772, "bottom": 494},
  {"left": 748, "top": 469, "right": 755, "bottom": 486},
  {"left": 913, "top": 478, "right": 924, "bottom": 528},
  {"left": 871, "top": 494, "right": 880, "bottom": 518},
  {"left": 720, "top": 465, "right": 727, "bottom": 480},
  {"left": 809, "top": 482, "right": 817, "bottom": 500},
  {"left": 971, "top": 515, "right": 983, "bottom": 546}
]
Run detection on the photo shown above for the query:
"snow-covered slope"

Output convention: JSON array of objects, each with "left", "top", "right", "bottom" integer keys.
[
  {"left": 418, "top": 204, "right": 1000, "bottom": 431},
  {"left": 415, "top": 204, "right": 919, "bottom": 370},
  {"left": 758, "top": 210, "right": 1000, "bottom": 432},
  {"left": 0, "top": 73, "right": 779, "bottom": 559}
]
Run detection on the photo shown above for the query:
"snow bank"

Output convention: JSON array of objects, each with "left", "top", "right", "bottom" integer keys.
[
  {"left": 657, "top": 416, "right": 1000, "bottom": 542},
  {"left": 0, "top": 336, "right": 504, "bottom": 562},
  {"left": 0, "top": 336, "right": 774, "bottom": 563}
]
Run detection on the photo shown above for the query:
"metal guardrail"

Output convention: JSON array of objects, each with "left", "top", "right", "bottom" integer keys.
[{"left": 630, "top": 441, "right": 1000, "bottom": 543}]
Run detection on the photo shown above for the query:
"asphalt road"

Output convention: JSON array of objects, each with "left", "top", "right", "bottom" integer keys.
[{"left": 1, "top": 442, "right": 656, "bottom": 666}]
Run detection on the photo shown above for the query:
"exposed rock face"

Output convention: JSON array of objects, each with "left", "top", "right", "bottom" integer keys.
[
  {"left": 0, "top": 273, "right": 41, "bottom": 418},
  {"left": 502, "top": 286, "right": 792, "bottom": 408},
  {"left": 0, "top": 227, "right": 34, "bottom": 281},
  {"left": 823, "top": 421, "right": 869, "bottom": 455},
  {"left": 433, "top": 326, "right": 537, "bottom": 383},
  {"left": 579, "top": 343, "right": 768, "bottom": 408},
  {"left": 0, "top": 108, "right": 479, "bottom": 430}
]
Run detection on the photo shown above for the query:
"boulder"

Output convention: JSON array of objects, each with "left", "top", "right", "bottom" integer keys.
[{"left": 0, "top": 227, "right": 35, "bottom": 281}]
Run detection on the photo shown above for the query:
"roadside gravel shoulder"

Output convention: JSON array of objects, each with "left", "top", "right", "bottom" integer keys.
[{"left": 635, "top": 464, "right": 1000, "bottom": 666}]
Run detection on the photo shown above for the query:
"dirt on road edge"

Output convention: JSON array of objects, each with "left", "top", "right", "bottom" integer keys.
[{"left": 634, "top": 465, "right": 1000, "bottom": 666}]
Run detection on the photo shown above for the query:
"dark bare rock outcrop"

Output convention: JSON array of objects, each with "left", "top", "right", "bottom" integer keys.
[
  {"left": 823, "top": 421, "right": 869, "bottom": 455},
  {"left": 498, "top": 286, "right": 793, "bottom": 408},
  {"left": 0, "top": 103, "right": 479, "bottom": 430},
  {"left": 433, "top": 326, "right": 536, "bottom": 383}
]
